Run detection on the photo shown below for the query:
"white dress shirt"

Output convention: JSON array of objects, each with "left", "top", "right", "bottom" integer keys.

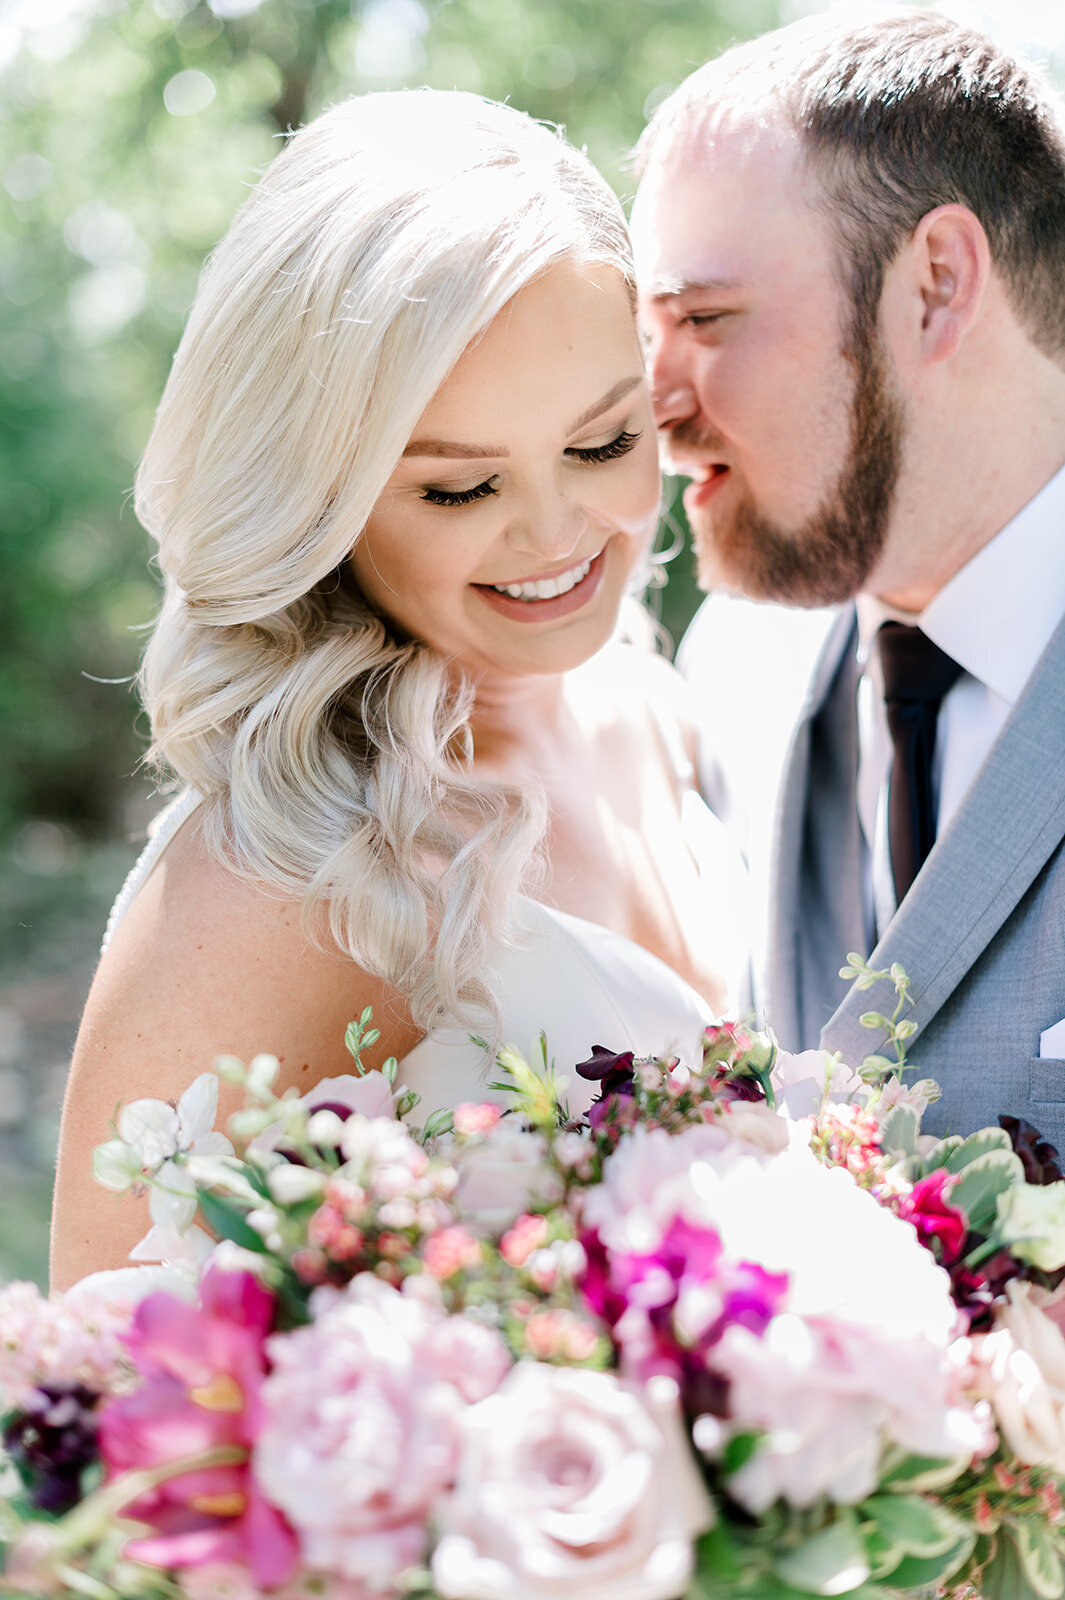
[{"left": 856, "top": 460, "right": 1065, "bottom": 935}]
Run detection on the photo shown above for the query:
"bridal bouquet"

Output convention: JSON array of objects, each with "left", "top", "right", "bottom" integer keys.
[{"left": 5, "top": 959, "right": 1065, "bottom": 1600}]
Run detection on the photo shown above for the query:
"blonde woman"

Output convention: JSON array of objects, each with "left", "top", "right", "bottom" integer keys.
[{"left": 52, "top": 90, "right": 747, "bottom": 1287}]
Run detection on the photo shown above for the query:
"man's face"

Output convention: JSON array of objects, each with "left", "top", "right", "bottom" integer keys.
[{"left": 631, "top": 121, "right": 904, "bottom": 606}]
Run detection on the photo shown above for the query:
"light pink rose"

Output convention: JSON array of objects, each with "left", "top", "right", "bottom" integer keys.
[
  {"left": 255, "top": 1277, "right": 511, "bottom": 1589},
  {"left": 451, "top": 1122, "right": 562, "bottom": 1233},
  {"left": 431, "top": 1365, "right": 713, "bottom": 1600},
  {"left": 978, "top": 1280, "right": 1065, "bottom": 1473}
]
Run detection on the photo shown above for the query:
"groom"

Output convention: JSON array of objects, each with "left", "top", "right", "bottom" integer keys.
[{"left": 631, "top": 10, "right": 1065, "bottom": 1143}]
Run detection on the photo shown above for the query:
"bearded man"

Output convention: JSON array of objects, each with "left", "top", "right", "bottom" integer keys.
[{"left": 632, "top": 9, "right": 1065, "bottom": 1142}]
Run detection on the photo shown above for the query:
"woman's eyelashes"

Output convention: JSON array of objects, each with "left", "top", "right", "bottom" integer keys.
[
  {"left": 418, "top": 428, "right": 643, "bottom": 508},
  {"left": 421, "top": 478, "right": 499, "bottom": 508},
  {"left": 567, "top": 428, "right": 642, "bottom": 464}
]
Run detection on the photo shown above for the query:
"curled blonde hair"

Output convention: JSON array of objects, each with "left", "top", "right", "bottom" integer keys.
[{"left": 136, "top": 89, "right": 634, "bottom": 1030}]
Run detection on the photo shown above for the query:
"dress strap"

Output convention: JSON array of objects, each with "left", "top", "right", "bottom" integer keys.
[{"left": 101, "top": 789, "right": 203, "bottom": 953}]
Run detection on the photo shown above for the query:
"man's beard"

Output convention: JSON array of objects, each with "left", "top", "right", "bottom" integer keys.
[{"left": 680, "top": 314, "right": 905, "bottom": 608}]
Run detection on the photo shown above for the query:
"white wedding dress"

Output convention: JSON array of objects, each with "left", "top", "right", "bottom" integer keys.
[{"left": 104, "top": 771, "right": 749, "bottom": 1123}]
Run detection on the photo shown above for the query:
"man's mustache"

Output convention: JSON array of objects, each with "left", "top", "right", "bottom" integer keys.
[{"left": 658, "top": 418, "right": 728, "bottom": 461}]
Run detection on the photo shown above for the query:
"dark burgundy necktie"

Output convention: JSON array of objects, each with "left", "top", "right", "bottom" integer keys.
[{"left": 878, "top": 622, "right": 964, "bottom": 902}]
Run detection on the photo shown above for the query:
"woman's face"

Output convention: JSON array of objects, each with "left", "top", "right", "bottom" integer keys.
[{"left": 352, "top": 261, "right": 661, "bottom": 680}]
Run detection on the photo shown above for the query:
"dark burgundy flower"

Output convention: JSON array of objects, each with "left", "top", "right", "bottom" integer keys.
[
  {"left": 896, "top": 1169, "right": 968, "bottom": 1265},
  {"left": 1000, "top": 1116, "right": 1065, "bottom": 1186},
  {"left": 3, "top": 1382, "right": 101, "bottom": 1513},
  {"left": 577, "top": 1047, "right": 638, "bottom": 1135},
  {"left": 576, "top": 1047, "right": 636, "bottom": 1089}
]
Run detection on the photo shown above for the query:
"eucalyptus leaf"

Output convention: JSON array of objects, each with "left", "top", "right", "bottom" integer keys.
[
  {"left": 773, "top": 1513, "right": 871, "bottom": 1596},
  {"left": 877, "top": 1452, "right": 970, "bottom": 1493},
  {"left": 943, "top": 1127, "right": 1015, "bottom": 1171},
  {"left": 951, "top": 1150, "right": 1026, "bottom": 1229},
  {"left": 1015, "top": 1516, "right": 1065, "bottom": 1600},
  {"left": 887, "top": 1531, "right": 975, "bottom": 1591},
  {"left": 862, "top": 1494, "right": 969, "bottom": 1558},
  {"left": 878, "top": 1103, "right": 919, "bottom": 1158}
]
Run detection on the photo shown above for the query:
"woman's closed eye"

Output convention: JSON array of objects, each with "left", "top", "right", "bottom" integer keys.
[
  {"left": 420, "top": 477, "right": 500, "bottom": 507},
  {"left": 418, "top": 428, "right": 643, "bottom": 507},
  {"left": 567, "top": 428, "right": 642, "bottom": 464}
]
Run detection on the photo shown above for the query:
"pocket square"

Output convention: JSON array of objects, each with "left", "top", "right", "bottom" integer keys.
[{"left": 1040, "top": 1018, "right": 1065, "bottom": 1058}]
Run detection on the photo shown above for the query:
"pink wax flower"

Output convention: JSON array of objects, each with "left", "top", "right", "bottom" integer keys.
[
  {"left": 896, "top": 1169, "right": 969, "bottom": 1266},
  {"left": 453, "top": 1102, "right": 503, "bottom": 1137},
  {"left": 96, "top": 1265, "right": 297, "bottom": 1589}
]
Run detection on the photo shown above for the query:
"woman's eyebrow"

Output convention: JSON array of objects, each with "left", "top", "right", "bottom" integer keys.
[
  {"left": 401, "top": 374, "right": 644, "bottom": 459},
  {"left": 401, "top": 438, "right": 508, "bottom": 459},
  {"left": 566, "top": 375, "right": 643, "bottom": 434}
]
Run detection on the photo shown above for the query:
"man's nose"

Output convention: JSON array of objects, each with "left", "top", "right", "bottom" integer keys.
[{"left": 647, "top": 339, "right": 698, "bottom": 434}]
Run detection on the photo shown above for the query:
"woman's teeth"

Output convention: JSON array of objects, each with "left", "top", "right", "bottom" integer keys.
[{"left": 493, "top": 556, "right": 593, "bottom": 601}]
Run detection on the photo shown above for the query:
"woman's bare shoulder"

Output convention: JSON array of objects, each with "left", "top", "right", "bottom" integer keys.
[
  {"left": 52, "top": 816, "right": 419, "bottom": 1288},
  {"left": 81, "top": 813, "right": 418, "bottom": 1087}
]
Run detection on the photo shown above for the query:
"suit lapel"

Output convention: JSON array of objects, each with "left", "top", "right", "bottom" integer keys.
[
  {"left": 767, "top": 607, "right": 865, "bottom": 1047},
  {"left": 823, "top": 609, "right": 1065, "bottom": 1064}
]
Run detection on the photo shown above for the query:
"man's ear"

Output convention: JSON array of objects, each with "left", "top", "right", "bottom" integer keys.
[{"left": 909, "top": 204, "right": 991, "bottom": 363}]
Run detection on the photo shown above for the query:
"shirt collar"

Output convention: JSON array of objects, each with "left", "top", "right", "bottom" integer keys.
[{"left": 856, "top": 458, "right": 1065, "bottom": 704}]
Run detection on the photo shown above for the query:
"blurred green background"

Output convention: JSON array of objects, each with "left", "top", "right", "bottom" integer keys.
[{"left": 3, "top": 0, "right": 1063, "bottom": 1288}]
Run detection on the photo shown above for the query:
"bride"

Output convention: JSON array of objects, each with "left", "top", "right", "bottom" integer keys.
[{"left": 50, "top": 89, "right": 747, "bottom": 1288}]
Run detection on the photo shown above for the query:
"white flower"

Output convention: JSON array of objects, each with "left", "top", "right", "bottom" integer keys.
[
  {"left": 92, "top": 1074, "right": 234, "bottom": 1267},
  {"left": 980, "top": 1280, "right": 1065, "bottom": 1473},
  {"left": 769, "top": 1048, "right": 862, "bottom": 1120},
  {"left": 996, "top": 1184, "right": 1065, "bottom": 1273},
  {"left": 449, "top": 1122, "right": 562, "bottom": 1234},
  {"left": 432, "top": 1365, "right": 712, "bottom": 1600}
]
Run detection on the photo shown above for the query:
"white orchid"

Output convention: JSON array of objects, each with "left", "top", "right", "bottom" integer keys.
[{"left": 92, "top": 1072, "right": 234, "bottom": 1268}]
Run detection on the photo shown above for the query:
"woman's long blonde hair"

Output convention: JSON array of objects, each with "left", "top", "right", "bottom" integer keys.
[{"left": 136, "top": 89, "right": 634, "bottom": 1031}]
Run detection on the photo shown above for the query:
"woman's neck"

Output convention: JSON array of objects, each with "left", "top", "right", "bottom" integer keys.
[{"left": 465, "top": 667, "right": 574, "bottom": 776}]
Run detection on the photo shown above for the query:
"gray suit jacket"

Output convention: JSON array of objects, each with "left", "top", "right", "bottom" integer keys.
[{"left": 684, "top": 594, "right": 1065, "bottom": 1148}]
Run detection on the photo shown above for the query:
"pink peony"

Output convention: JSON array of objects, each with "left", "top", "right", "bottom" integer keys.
[
  {"left": 255, "top": 1276, "right": 512, "bottom": 1588},
  {"left": 432, "top": 1364, "right": 713, "bottom": 1600},
  {"left": 96, "top": 1265, "right": 297, "bottom": 1588}
]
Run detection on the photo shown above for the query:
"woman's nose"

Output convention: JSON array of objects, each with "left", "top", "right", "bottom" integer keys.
[{"left": 505, "top": 484, "right": 588, "bottom": 563}]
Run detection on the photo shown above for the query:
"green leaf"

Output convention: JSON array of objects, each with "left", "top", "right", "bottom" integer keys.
[
  {"left": 1015, "top": 1517, "right": 1065, "bottom": 1600},
  {"left": 722, "top": 1430, "right": 760, "bottom": 1475},
  {"left": 694, "top": 1520, "right": 745, "bottom": 1586},
  {"left": 773, "top": 1513, "right": 871, "bottom": 1596},
  {"left": 951, "top": 1150, "right": 1027, "bottom": 1230},
  {"left": 887, "top": 1531, "right": 975, "bottom": 1591},
  {"left": 879, "top": 1103, "right": 919, "bottom": 1158},
  {"left": 421, "top": 1108, "right": 454, "bottom": 1141},
  {"left": 195, "top": 1187, "right": 268, "bottom": 1254},
  {"left": 862, "top": 1494, "right": 969, "bottom": 1559}
]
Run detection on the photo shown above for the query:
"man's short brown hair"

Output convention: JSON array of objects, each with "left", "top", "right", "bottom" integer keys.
[{"left": 638, "top": 9, "right": 1065, "bottom": 356}]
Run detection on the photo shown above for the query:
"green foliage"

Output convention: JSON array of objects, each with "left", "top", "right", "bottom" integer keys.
[{"left": 1, "top": 0, "right": 778, "bottom": 850}]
